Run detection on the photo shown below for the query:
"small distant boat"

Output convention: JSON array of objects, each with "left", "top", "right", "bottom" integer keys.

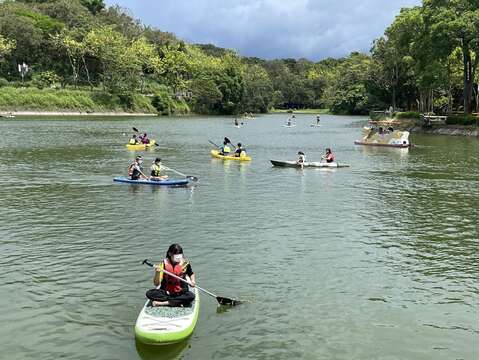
[
  {"left": 0, "top": 113, "right": 15, "bottom": 118},
  {"left": 270, "top": 160, "right": 350, "bottom": 168},
  {"left": 310, "top": 124, "right": 320, "bottom": 127},
  {"left": 211, "top": 149, "right": 251, "bottom": 161},
  {"left": 126, "top": 140, "right": 157, "bottom": 150},
  {"left": 283, "top": 124, "right": 296, "bottom": 128},
  {"left": 355, "top": 128, "right": 411, "bottom": 148}
]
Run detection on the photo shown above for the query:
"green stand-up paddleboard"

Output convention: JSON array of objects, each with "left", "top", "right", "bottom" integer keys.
[{"left": 135, "top": 287, "right": 200, "bottom": 345}]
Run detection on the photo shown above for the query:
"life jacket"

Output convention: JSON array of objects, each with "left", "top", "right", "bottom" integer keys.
[
  {"left": 223, "top": 145, "right": 231, "bottom": 153},
  {"left": 163, "top": 259, "right": 185, "bottom": 294},
  {"left": 151, "top": 164, "right": 161, "bottom": 176},
  {"left": 326, "top": 153, "right": 335, "bottom": 163},
  {"left": 129, "top": 138, "right": 137, "bottom": 145},
  {"left": 128, "top": 163, "right": 135, "bottom": 177}
]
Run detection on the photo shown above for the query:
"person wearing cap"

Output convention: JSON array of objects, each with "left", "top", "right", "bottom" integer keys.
[
  {"left": 150, "top": 158, "right": 168, "bottom": 181},
  {"left": 127, "top": 156, "right": 147, "bottom": 180}
]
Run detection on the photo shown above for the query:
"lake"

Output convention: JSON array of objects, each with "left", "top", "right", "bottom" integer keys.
[{"left": 0, "top": 113, "right": 478, "bottom": 360}]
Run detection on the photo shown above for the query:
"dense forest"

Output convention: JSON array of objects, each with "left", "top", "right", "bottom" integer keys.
[{"left": 0, "top": 0, "right": 478, "bottom": 116}]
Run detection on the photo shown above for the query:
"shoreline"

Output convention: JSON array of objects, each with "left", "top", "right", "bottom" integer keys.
[
  {"left": 369, "top": 118, "right": 479, "bottom": 137},
  {"left": 1, "top": 111, "right": 157, "bottom": 117}
]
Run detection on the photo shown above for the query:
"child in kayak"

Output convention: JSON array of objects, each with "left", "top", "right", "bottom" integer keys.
[
  {"left": 128, "top": 156, "right": 147, "bottom": 180},
  {"left": 297, "top": 151, "right": 306, "bottom": 169},
  {"left": 129, "top": 134, "right": 139, "bottom": 145},
  {"left": 322, "top": 148, "right": 335, "bottom": 163},
  {"left": 150, "top": 158, "right": 168, "bottom": 181},
  {"left": 146, "top": 244, "right": 196, "bottom": 307},
  {"left": 234, "top": 143, "right": 246, "bottom": 157}
]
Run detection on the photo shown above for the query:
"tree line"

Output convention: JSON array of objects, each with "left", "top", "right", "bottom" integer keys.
[{"left": 0, "top": 0, "right": 477, "bottom": 115}]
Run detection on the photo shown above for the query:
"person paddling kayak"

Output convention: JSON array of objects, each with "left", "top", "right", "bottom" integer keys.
[
  {"left": 146, "top": 244, "right": 196, "bottom": 307},
  {"left": 128, "top": 156, "right": 147, "bottom": 180},
  {"left": 234, "top": 143, "right": 247, "bottom": 157},
  {"left": 140, "top": 133, "right": 150, "bottom": 145},
  {"left": 150, "top": 158, "right": 168, "bottom": 181},
  {"left": 129, "top": 134, "right": 139, "bottom": 145},
  {"left": 297, "top": 151, "right": 306, "bottom": 169},
  {"left": 219, "top": 138, "right": 232, "bottom": 155},
  {"left": 322, "top": 148, "right": 335, "bottom": 163}
]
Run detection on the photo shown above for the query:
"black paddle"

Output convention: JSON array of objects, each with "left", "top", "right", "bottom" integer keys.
[
  {"left": 142, "top": 259, "right": 241, "bottom": 306},
  {"left": 161, "top": 164, "right": 198, "bottom": 182}
]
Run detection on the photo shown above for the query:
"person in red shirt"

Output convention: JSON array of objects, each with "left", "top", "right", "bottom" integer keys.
[{"left": 322, "top": 148, "right": 335, "bottom": 163}]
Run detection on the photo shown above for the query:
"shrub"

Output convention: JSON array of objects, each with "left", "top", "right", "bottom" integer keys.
[
  {"left": 0, "top": 78, "right": 9, "bottom": 87},
  {"left": 151, "top": 89, "right": 173, "bottom": 115},
  {"left": 394, "top": 111, "right": 420, "bottom": 119},
  {"left": 446, "top": 115, "right": 479, "bottom": 126},
  {"left": 31, "top": 71, "right": 61, "bottom": 89}
]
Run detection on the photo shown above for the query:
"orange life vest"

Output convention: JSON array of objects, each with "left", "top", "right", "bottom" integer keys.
[{"left": 163, "top": 259, "right": 185, "bottom": 294}]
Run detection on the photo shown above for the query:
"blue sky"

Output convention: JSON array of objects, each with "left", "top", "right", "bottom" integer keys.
[{"left": 104, "top": 0, "right": 421, "bottom": 60}]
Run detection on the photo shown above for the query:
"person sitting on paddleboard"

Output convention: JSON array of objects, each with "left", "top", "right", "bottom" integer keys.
[
  {"left": 297, "top": 151, "right": 306, "bottom": 167},
  {"left": 128, "top": 156, "right": 147, "bottom": 180},
  {"left": 146, "top": 243, "right": 196, "bottom": 307},
  {"left": 140, "top": 133, "right": 150, "bottom": 144},
  {"left": 219, "top": 139, "right": 232, "bottom": 155},
  {"left": 322, "top": 148, "right": 335, "bottom": 163},
  {"left": 129, "top": 134, "right": 139, "bottom": 145},
  {"left": 234, "top": 143, "right": 246, "bottom": 157},
  {"left": 150, "top": 158, "right": 168, "bottom": 181}
]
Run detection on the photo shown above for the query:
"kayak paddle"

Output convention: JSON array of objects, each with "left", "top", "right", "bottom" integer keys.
[
  {"left": 142, "top": 259, "right": 241, "bottom": 306},
  {"left": 208, "top": 140, "right": 220, "bottom": 148},
  {"left": 133, "top": 127, "right": 139, "bottom": 133},
  {"left": 161, "top": 164, "right": 198, "bottom": 182}
]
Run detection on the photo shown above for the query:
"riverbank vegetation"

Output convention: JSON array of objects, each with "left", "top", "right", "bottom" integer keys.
[{"left": 1, "top": 0, "right": 479, "bottom": 119}]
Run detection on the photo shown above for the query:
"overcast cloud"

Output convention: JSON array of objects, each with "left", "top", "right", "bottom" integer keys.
[{"left": 104, "top": 0, "right": 421, "bottom": 60}]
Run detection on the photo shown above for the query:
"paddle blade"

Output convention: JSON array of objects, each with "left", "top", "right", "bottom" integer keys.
[
  {"left": 217, "top": 296, "right": 241, "bottom": 306},
  {"left": 132, "top": 127, "right": 139, "bottom": 133},
  {"left": 187, "top": 176, "right": 199, "bottom": 182}
]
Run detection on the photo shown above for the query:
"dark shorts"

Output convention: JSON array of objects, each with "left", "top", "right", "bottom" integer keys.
[{"left": 146, "top": 288, "right": 195, "bottom": 307}]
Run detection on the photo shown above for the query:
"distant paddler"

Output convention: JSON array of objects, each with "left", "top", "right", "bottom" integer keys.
[
  {"left": 129, "top": 134, "right": 139, "bottom": 145},
  {"left": 150, "top": 158, "right": 168, "bottom": 181},
  {"left": 234, "top": 143, "right": 247, "bottom": 158},
  {"left": 297, "top": 151, "right": 306, "bottom": 169},
  {"left": 316, "top": 114, "right": 320, "bottom": 126},
  {"left": 127, "top": 156, "right": 148, "bottom": 180},
  {"left": 218, "top": 137, "right": 232, "bottom": 155},
  {"left": 321, "top": 148, "right": 335, "bottom": 163}
]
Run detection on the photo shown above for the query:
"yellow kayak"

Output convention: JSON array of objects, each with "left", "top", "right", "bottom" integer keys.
[
  {"left": 126, "top": 140, "right": 156, "bottom": 150},
  {"left": 210, "top": 149, "right": 252, "bottom": 161}
]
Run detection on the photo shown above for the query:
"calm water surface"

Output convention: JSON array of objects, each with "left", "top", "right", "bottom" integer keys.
[{"left": 0, "top": 114, "right": 478, "bottom": 360}]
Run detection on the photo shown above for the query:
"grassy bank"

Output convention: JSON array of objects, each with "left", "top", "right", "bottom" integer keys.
[{"left": 0, "top": 87, "right": 160, "bottom": 113}]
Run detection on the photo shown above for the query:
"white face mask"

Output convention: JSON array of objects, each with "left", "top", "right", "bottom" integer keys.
[{"left": 173, "top": 254, "right": 183, "bottom": 263}]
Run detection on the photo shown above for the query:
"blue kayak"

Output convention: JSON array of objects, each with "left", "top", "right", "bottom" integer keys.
[{"left": 113, "top": 177, "right": 190, "bottom": 186}]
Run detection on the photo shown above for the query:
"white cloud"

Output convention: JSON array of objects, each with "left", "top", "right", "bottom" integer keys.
[{"left": 105, "top": 0, "right": 421, "bottom": 60}]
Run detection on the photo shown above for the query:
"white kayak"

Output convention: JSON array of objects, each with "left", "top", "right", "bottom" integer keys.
[
  {"left": 283, "top": 124, "right": 296, "bottom": 128},
  {"left": 270, "top": 160, "right": 350, "bottom": 168},
  {"left": 135, "top": 287, "right": 200, "bottom": 345}
]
